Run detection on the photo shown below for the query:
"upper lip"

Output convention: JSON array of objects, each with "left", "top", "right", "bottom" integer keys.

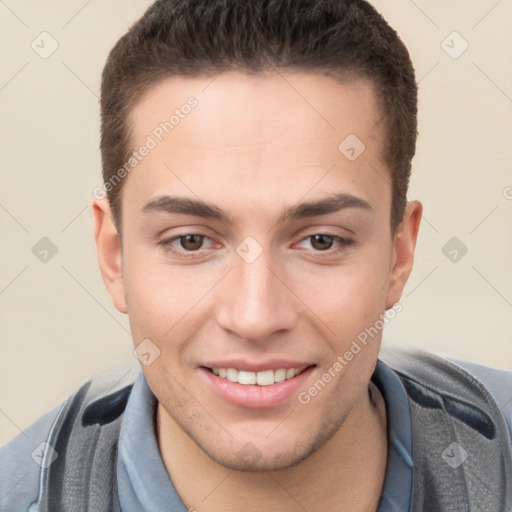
[{"left": 201, "top": 359, "right": 315, "bottom": 372}]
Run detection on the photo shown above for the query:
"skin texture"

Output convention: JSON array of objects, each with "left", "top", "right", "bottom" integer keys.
[{"left": 94, "top": 71, "right": 422, "bottom": 511}]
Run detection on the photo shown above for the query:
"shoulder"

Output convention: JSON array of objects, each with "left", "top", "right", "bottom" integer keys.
[
  {"left": 446, "top": 356, "right": 512, "bottom": 439},
  {"left": 381, "top": 348, "right": 512, "bottom": 440},
  {"left": 0, "top": 403, "right": 64, "bottom": 512},
  {"left": 0, "top": 367, "right": 137, "bottom": 512}
]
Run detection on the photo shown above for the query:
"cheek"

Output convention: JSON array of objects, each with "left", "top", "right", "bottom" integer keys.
[
  {"left": 122, "top": 245, "right": 180, "bottom": 344},
  {"left": 293, "top": 251, "right": 391, "bottom": 341},
  {"left": 122, "top": 246, "right": 223, "bottom": 346}
]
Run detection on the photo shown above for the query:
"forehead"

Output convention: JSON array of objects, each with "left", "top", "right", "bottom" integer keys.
[
  {"left": 130, "top": 70, "right": 383, "bottom": 146},
  {"left": 124, "top": 71, "right": 389, "bottom": 220}
]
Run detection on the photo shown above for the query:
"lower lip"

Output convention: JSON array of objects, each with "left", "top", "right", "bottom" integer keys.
[{"left": 200, "top": 366, "right": 315, "bottom": 409}]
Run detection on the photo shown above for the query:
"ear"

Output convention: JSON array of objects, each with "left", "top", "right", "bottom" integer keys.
[
  {"left": 93, "top": 198, "right": 127, "bottom": 314},
  {"left": 385, "top": 200, "right": 422, "bottom": 309}
]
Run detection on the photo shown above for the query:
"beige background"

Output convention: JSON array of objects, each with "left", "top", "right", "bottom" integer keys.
[{"left": 1, "top": 0, "right": 511, "bottom": 446}]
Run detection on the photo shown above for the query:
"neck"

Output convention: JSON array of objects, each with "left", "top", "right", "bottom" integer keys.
[{"left": 156, "top": 382, "right": 388, "bottom": 512}]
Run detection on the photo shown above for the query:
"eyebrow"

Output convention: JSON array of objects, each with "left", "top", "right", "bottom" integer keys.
[
  {"left": 143, "top": 196, "right": 227, "bottom": 221},
  {"left": 142, "top": 193, "right": 373, "bottom": 223},
  {"left": 283, "top": 193, "right": 373, "bottom": 221}
]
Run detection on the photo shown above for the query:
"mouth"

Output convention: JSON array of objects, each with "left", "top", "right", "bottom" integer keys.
[
  {"left": 204, "top": 366, "right": 307, "bottom": 385},
  {"left": 199, "top": 363, "right": 316, "bottom": 408}
]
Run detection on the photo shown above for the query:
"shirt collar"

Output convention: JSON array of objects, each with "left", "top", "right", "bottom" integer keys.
[{"left": 117, "top": 359, "right": 413, "bottom": 512}]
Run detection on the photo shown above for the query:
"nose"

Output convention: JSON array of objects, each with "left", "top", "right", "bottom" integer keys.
[{"left": 215, "top": 249, "right": 298, "bottom": 344}]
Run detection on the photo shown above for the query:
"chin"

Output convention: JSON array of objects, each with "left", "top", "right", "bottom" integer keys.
[{"left": 198, "top": 416, "right": 343, "bottom": 473}]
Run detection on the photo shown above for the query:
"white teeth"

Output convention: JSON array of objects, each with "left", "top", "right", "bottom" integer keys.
[
  {"left": 212, "top": 367, "right": 304, "bottom": 385},
  {"left": 226, "top": 368, "right": 238, "bottom": 383},
  {"left": 256, "top": 370, "right": 274, "bottom": 386},
  {"left": 274, "top": 368, "right": 286, "bottom": 383},
  {"left": 238, "top": 370, "right": 257, "bottom": 385}
]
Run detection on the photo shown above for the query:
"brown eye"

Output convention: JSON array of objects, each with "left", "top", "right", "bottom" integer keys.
[
  {"left": 179, "top": 234, "right": 205, "bottom": 251},
  {"left": 310, "top": 235, "right": 334, "bottom": 250}
]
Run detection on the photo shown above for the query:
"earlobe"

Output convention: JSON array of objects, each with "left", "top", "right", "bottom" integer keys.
[
  {"left": 385, "top": 201, "right": 423, "bottom": 309},
  {"left": 92, "top": 199, "right": 128, "bottom": 314}
]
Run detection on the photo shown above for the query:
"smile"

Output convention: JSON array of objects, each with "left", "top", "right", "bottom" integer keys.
[
  {"left": 209, "top": 367, "right": 304, "bottom": 386},
  {"left": 201, "top": 364, "right": 316, "bottom": 408}
]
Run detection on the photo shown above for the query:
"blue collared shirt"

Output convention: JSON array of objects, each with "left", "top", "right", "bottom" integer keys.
[
  {"left": 1, "top": 356, "right": 511, "bottom": 511},
  {"left": 116, "top": 360, "right": 414, "bottom": 512}
]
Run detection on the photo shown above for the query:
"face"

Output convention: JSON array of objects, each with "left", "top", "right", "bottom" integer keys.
[{"left": 95, "top": 71, "right": 421, "bottom": 471}]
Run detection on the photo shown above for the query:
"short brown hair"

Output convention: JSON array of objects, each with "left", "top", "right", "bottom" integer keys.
[{"left": 100, "top": 0, "right": 417, "bottom": 233}]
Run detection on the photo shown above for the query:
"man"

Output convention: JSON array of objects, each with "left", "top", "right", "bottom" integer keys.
[{"left": 1, "top": 1, "right": 511, "bottom": 511}]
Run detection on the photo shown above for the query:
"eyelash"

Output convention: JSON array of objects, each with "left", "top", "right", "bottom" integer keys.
[
  {"left": 158, "top": 233, "right": 354, "bottom": 258},
  {"left": 158, "top": 232, "right": 214, "bottom": 259},
  {"left": 296, "top": 234, "right": 354, "bottom": 253}
]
